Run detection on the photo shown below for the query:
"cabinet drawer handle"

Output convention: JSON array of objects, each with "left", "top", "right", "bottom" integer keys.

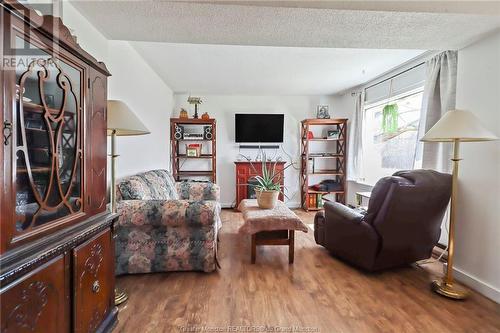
[
  {"left": 92, "top": 280, "right": 100, "bottom": 293},
  {"left": 3, "top": 121, "right": 12, "bottom": 146}
]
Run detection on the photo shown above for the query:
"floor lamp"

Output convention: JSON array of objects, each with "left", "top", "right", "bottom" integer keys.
[
  {"left": 421, "top": 109, "right": 498, "bottom": 300},
  {"left": 107, "top": 100, "right": 150, "bottom": 305}
]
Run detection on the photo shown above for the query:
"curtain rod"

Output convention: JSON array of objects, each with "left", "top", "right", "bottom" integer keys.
[{"left": 364, "top": 61, "right": 425, "bottom": 91}]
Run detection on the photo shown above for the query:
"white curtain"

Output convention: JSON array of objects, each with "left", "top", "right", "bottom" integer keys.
[
  {"left": 415, "top": 51, "right": 458, "bottom": 172},
  {"left": 347, "top": 91, "right": 365, "bottom": 181}
]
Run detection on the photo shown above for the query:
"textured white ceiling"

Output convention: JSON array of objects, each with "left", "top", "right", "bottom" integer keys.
[
  {"left": 195, "top": 1, "right": 500, "bottom": 15},
  {"left": 131, "top": 42, "right": 425, "bottom": 95},
  {"left": 69, "top": 1, "right": 499, "bottom": 95},
  {"left": 71, "top": 0, "right": 500, "bottom": 49}
]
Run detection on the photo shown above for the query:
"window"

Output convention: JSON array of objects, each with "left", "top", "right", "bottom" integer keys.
[{"left": 361, "top": 87, "right": 424, "bottom": 185}]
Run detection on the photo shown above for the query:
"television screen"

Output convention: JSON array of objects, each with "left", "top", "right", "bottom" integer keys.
[{"left": 235, "top": 114, "right": 284, "bottom": 143}]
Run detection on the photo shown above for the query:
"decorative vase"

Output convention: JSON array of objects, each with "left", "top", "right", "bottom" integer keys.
[
  {"left": 179, "top": 108, "right": 188, "bottom": 119},
  {"left": 256, "top": 190, "right": 279, "bottom": 209},
  {"left": 201, "top": 112, "right": 210, "bottom": 120}
]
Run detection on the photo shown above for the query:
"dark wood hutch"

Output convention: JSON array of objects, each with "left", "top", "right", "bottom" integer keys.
[{"left": 1, "top": 1, "right": 117, "bottom": 332}]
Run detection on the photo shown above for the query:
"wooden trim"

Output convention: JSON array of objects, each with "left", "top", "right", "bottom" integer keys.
[
  {"left": 301, "top": 118, "right": 348, "bottom": 125},
  {"left": 0, "top": 9, "right": 12, "bottom": 254},
  {"left": 170, "top": 118, "right": 216, "bottom": 124},
  {"left": 178, "top": 171, "right": 214, "bottom": 176}
]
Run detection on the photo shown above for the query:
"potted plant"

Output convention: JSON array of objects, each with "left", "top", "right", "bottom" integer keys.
[
  {"left": 382, "top": 103, "right": 399, "bottom": 134},
  {"left": 249, "top": 152, "right": 291, "bottom": 209}
]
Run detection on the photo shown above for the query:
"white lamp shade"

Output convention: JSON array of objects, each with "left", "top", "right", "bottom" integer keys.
[
  {"left": 107, "top": 100, "right": 150, "bottom": 136},
  {"left": 421, "top": 109, "right": 498, "bottom": 142}
]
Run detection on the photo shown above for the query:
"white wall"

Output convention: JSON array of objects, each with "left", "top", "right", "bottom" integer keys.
[
  {"left": 454, "top": 31, "right": 500, "bottom": 302},
  {"left": 62, "top": 3, "right": 174, "bottom": 180},
  {"left": 62, "top": 3, "right": 108, "bottom": 63},
  {"left": 174, "top": 94, "right": 334, "bottom": 208},
  {"left": 107, "top": 42, "right": 173, "bottom": 179}
]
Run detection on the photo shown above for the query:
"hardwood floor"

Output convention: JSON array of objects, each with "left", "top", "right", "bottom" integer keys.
[{"left": 115, "top": 209, "right": 500, "bottom": 333}]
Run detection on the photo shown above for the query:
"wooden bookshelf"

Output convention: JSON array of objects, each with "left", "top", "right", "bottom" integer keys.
[
  {"left": 170, "top": 118, "right": 217, "bottom": 182},
  {"left": 300, "top": 118, "right": 348, "bottom": 211}
]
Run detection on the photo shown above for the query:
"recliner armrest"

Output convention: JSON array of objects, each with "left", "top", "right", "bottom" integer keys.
[
  {"left": 324, "top": 201, "right": 364, "bottom": 224},
  {"left": 321, "top": 201, "right": 379, "bottom": 270}
]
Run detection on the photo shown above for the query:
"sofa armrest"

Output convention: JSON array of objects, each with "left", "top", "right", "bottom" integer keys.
[
  {"left": 116, "top": 199, "right": 221, "bottom": 228},
  {"left": 175, "top": 181, "right": 220, "bottom": 201}
]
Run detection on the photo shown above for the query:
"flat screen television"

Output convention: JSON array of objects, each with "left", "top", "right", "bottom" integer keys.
[{"left": 235, "top": 114, "right": 284, "bottom": 143}]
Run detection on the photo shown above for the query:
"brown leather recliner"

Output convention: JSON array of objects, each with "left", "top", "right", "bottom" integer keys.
[{"left": 314, "top": 170, "right": 452, "bottom": 271}]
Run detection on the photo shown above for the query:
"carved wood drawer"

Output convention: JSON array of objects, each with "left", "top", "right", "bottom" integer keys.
[
  {"left": 73, "top": 230, "right": 113, "bottom": 333},
  {"left": 0, "top": 255, "right": 69, "bottom": 333}
]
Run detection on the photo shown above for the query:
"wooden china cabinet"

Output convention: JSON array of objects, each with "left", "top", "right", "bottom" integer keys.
[{"left": 1, "top": 2, "right": 118, "bottom": 332}]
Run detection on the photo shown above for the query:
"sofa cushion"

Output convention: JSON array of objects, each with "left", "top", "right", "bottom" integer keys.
[
  {"left": 118, "top": 169, "right": 179, "bottom": 201},
  {"left": 175, "top": 181, "right": 220, "bottom": 201},
  {"left": 116, "top": 199, "right": 220, "bottom": 228}
]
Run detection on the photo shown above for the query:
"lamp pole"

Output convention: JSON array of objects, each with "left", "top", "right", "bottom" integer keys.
[
  {"left": 447, "top": 139, "right": 460, "bottom": 285},
  {"left": 111, "top": 129, "right": 117, "bottom": 213},
  {"left": 432, "top": 138, "right": 468, "bottom": 299},
  {"left": 109, "top": 129, "right": 128, "bottom": 305},
  {"left": 107, "top": 100, "right": 150, "bottom": 307}
]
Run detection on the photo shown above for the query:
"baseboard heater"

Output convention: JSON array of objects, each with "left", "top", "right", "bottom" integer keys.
[{"left": 239, "top": 144, "right": 280, "bottom": 149}]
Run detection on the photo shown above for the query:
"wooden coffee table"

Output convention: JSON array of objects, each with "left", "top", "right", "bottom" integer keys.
[
  {"left": 251, "top": 229, "right": 295, "bottom": 264},
  {"left": 238, "top": 199, "right": 308, "bottom": 264}
]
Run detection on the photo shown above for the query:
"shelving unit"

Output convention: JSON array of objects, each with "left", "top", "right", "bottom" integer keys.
[
  {"left": 300, "top": 118, "right": 348, "bottom": 211},
  {"left": 170, "top": 118, "right": 217, "bottom": 182}
]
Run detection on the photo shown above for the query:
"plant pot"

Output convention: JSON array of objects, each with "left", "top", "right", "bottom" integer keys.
[{"left": 256, "top": 190, "right": 279, "bottom": 209}]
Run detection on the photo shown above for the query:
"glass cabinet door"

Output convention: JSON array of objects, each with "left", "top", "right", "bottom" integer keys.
[{"left": 14, "top": 36, "right": 83, "bottom": 234}]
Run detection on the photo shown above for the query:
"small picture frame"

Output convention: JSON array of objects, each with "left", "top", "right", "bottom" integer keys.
[
  {"left": 317, "top": 105, "right": 330, "bottom": 119},
  {"left": 186, "top": 148, "right": 198, "bottom": 157},
  {"left": 186, "top": 143, "right": 202, "bottom": 157}
]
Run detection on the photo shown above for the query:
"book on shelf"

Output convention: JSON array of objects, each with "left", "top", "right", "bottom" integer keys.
[
  {"left": 308, "top": 194, "right": 315, "bottom": 208},
  {"left": 317, "top": 194, "right": 324, "bottom": 208},
  {"left": 308, "top": 193, "right": 325, "bottom": 209}
]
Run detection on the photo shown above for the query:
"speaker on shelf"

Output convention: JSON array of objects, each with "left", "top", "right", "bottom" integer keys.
[
  {"left": 174, "top": 124, "right": 184, "bottom": 140},
  {"left": 204, "top": 126, "right": 213, "bottom": 140}
]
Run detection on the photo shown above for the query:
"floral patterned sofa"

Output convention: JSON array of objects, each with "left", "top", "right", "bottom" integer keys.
[{"left": 114, "top": 169, "right": 221, "bottom": 274}]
